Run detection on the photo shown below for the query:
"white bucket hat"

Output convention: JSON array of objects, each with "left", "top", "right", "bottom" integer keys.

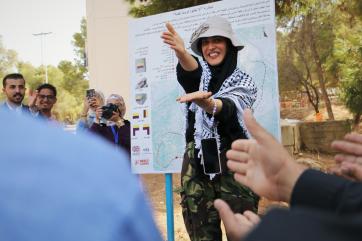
[{"left": 190, "top": 16, "right": 244, "bottom": 56}]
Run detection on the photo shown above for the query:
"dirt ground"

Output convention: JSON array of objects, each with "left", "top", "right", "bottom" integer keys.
[{"left": 140, "top": 104, "right": 360, "bottom": 240}]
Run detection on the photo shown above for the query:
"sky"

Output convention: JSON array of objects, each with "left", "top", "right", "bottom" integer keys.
[{"left": 0, "top": 0, "right": 86, "bottom": 67}]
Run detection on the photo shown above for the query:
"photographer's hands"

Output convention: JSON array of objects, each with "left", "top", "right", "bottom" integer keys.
[{"left": 95, "top": 107, "right": 103, "bottom": 123}]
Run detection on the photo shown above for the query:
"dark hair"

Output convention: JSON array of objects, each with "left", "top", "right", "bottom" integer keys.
[
  {"left": 36, "top": 83, "right": 57, "bottom": 97},
  {"left": 2, "top": 73, "right": 25, "bottom": 87}
]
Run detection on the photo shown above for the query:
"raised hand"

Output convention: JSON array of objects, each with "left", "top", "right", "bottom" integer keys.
[
  {"left": 214, "top": 199, "right": 259, "bottom": 241},
  {"left": 226, "top": 109, "right": 306, "bottom": 202},
  {"left": 28, "top": 89, "right": 38, "bottom": 112},
  {"left": 161, "top": 22, "right": 198, "bottom": 71},
  {"left": 161, "top": 22, "right": 187, "bottom": 57}
]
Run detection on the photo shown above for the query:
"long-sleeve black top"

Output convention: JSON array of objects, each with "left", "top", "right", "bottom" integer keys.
[
  {"left": 244, "top": 169, "right": 362, "bottom": 241},
  {"left": 176, "top": 61, "right": 247, "bottom": 155}
]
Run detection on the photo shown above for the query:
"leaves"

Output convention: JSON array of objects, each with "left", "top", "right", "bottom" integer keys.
[{"left": 124, "top": 0, "right": 221, "bottom": 17}]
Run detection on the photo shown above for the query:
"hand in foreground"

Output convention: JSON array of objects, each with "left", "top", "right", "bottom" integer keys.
[
  {"left": 332, "top": 133, "right": 362, "bottom": 165},
  {"left": 331, "top": 133, "right": 362, "bottom": 181},
  {"left": 214, "top": 199, "right": 259, "bottom": 241},
  {"left": 330, "top": 161, "right": 362, "bottom": 182},
  {"left": 226, "top": 109, "right": 306, "bottom": 202},
  {"left": 161, "top": 22, "right": 186, "bottom": 57}
]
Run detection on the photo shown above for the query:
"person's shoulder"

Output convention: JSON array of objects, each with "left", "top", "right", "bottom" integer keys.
[
  {"left": 22, "top": 105, "right": 30, "bottom": 112},
  {"left": 0, "top": 102, "right": 7, "bottom": 109},
  {"left": 124, "top": 119, "right": 131, "bottom": 125}
]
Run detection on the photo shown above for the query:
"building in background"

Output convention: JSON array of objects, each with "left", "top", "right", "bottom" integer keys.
[{"left": 86, "top": 0, "right": 143, "bottom": 119}]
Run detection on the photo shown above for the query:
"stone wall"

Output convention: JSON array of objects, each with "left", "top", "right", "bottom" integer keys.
[{"left": 299, "top": 120, "right": 352, "bottom": 154}]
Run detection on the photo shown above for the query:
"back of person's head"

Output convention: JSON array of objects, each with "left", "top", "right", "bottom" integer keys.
[
  {"left": 36, "top": 83, "right": 57, "bottom": 97},
  {"left": 0, "top": 110, "right": 162, "bottom": 241},
  {"left": 2, "top": 73, "right": 25, "bottom": 87}
]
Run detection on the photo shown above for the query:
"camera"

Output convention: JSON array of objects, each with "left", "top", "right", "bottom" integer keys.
[{"left": 101, "top": 103, "right": 119, "bottom": 119}]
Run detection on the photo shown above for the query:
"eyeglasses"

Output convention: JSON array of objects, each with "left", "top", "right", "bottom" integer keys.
[{"left": 38, "top": 95, "right": 55, "bottom": 100}]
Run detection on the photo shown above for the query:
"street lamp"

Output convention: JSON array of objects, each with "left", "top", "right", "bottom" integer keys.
[{"left": 33, "top": 32, "right": 52, "bottom": 83}]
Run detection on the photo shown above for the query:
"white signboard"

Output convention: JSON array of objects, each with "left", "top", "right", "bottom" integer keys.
[{"left": 129, "top": 0, "right": 280, "bottom": 174}]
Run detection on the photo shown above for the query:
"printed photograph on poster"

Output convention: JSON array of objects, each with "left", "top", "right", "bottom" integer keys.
[{"left": 135, "top": 58, "right": 146, "bottom": 73}]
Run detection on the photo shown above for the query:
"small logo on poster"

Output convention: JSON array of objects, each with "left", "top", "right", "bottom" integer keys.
[
  {"left": 132, "top": 125, "right": 140, "bottom": 136},
  {"left": 132, "top": 146, "right": 141, "bottom": 154},
  {"left": 143, "top": 124, "right": 150, "bottom": 135},
  {"left": 135, "top": 159, "right": 149, "bottom": 166}
]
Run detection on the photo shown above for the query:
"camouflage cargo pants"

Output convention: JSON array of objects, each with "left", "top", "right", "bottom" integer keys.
[{"left": 180, "top": 142, "right": 259, "bottom": 241}]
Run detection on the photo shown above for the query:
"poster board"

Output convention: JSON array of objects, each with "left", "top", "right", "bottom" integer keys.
[{"left": 129, "top": 0, "right": 280, "bottom": 174}]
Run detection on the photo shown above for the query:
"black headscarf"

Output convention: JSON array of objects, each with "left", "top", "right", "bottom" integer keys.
[{"left": 199, "top": 38, "right": 238, "bottom": 94}]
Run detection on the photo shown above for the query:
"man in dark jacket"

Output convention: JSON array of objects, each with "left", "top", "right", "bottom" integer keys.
[{"left": 215, "top": 109, "right": 362, "bottom": 241}]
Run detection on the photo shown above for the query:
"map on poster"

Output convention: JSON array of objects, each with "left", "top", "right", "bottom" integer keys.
[{"left": 129, "top": 0, "right": 280, "bottom": 174}]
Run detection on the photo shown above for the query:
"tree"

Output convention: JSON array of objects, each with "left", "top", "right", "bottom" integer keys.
[
  {"left": 0, "top": 36, "right": 18, "bottom": 79},
  {"left": 278, "top": 29, "right": 321, "bottom": 114},
  {"left": 277, "top": 0, "right": 338, "bottom": 120},
  {"left": 333, "top": 1, "right": 362, "bottom": 128},
  {"left": 123, "top": 0, "right": 220, "bottom": 17},
  {"left": 0, "top": 38, "right": 19, "bottom": 101},
  {"left": 58, "top": 60, "right": 88, "bottom": 96},
  {"left": 72, "top": 17, "right": 87, "bottom": 74}
]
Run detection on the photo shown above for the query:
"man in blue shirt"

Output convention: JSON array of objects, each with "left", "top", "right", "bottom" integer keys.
[
  {"left": 0, "top": 110, "right": 162, "bottom": 241},
  {"left": 1, "top": 73, "right": 30, "bottom": 114}
]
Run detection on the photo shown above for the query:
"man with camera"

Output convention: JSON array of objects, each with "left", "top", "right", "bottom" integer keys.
[{"left": 89, "top": 94, "right": 130, "bottom": 157}]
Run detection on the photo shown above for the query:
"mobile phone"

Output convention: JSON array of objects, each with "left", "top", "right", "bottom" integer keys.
[
  {"left": 201, "top": 138, "right": 221, "bottom": 175},
  {"left": 86, "top": 89, "right": 95, "bottom": 99}
]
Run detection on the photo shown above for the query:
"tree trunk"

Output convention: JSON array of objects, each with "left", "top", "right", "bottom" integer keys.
[
  {"left": 353, "top": 112, "right": 361, "bottom": 131},
  {"left": 306, "top": 14, "right": 335, "bottom": 120}
]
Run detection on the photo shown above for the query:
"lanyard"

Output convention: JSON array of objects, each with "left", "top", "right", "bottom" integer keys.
[{"left": 110, "top": 126, "right": 119, "bottom": 145}]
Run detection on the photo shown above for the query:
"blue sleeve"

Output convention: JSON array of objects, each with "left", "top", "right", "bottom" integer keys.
[{"left": 118, "top": 193, "right": 163, "bottom": 241}]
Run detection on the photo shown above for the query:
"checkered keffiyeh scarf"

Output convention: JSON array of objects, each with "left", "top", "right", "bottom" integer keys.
[{"left": 190, "top": 60, "right": 258, "bottom": 151}]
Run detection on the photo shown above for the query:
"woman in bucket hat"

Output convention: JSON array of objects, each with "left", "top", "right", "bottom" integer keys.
[{"left": 162, "top": 16, "right": 259, "bottom": 241}]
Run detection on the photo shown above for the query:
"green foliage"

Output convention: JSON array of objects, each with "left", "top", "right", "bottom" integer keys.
[
  {"left": 0, "top": 36, "right": 18, "bottom": 82},
  {"left": 334, "top": 14, "right": 362, "bottom": 123},
  {"left": 124, "top": 0, "right": 220, "bottom": 17},
  {"left": 0, "top": 37, "right": 19, "bottom": 101},
  {"left": 72, "top": 17, "right": 87, "bottom": 74},
  {"left": 1, "top": 24, "right": 89, "bottom": 124}
]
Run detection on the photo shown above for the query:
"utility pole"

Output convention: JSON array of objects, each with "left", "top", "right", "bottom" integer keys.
[{"left": 33, "top": 32, "right": 52, "bottom": 83}]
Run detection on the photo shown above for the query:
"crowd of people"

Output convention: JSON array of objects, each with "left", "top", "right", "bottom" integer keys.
[
  {"left": 1, "top": 16, "right": 362, "bottom": 241},
  {"left": 1, "top": 72, "right": 131, "bottom": 156},
  {"left": 0, "top": 73, "right": 58, "bottom": 121}
]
